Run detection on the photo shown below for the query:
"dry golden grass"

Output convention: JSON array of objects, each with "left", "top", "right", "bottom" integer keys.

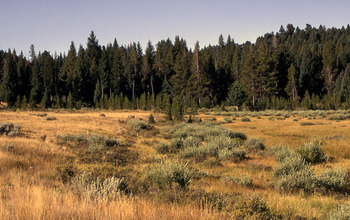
[{"left": 0, "top": 110, "right": 349, "bottom": 219}]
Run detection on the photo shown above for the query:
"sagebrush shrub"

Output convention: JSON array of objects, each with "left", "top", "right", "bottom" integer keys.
[
  {"left": 328, "top": 204, "right": 350, "bottom": 220},
  {"left": 243, "top": 138, "right": 265, "bottom": 151},
  {"left": 147, "top": 162, "right": 192, "bottom": 190},
  {"left": 0, "top": 122, "right": 20, "bottom": 136},
  {"left": 241, "top": 117, "right": 251, "bottom": 122},
  {"left": 314, "top": 167, "right": 350, "bottom": 193},
  {"left": 296, "top": 141, "right": 328, "bottom": 164},
  {"left": 72, "top": 172, "right": 127, "bottom": 200},
  {"left": 127, "top": 119, "right": 151, "bottom": 132}
]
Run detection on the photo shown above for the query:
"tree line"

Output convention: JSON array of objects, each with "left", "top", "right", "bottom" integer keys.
[{"left": 1, "top": 24, "right": 350, "bottom": 112}]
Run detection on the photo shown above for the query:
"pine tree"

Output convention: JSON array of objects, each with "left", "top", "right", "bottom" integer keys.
[
  {"left": 226, "top": 81, "right": 246, "bottom": 107},
  {"left": 162, "top": 93, "right": 172, "bottom": 120},
  {"left": 171, "top": 96, "right": 184, "bottom": 121},
  {"left": 67, "top": 92, "right": 73, "bottom": 109},
  {"left": 285, "top": 64, "right": 298, "bottom": 101}
]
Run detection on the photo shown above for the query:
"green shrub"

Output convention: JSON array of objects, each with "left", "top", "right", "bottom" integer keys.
[
  {"left": 274, "top": 166, "right": 314, "bottom": 193},
  {"left": 1, "top": 143, "right": 14, "bottom": 151},
  {"left": 57, "top": 134, "right": 122, "bottom": 153},
  {"left": 155, "top": 142, "right": 170, "bottom": 154},
  {"left": 300, "top": 122, "right": 315, "bottom": 126},
  {"left": 314, "top": 167, "right": 350, "bottom": 193},
  {"left": 0, "top": 122, "right": 20, "bottom": 136},
  {"left": 148, "top": 114, "right": 155, "bottom": 124},
  {"left": 243, "top": 138, "right": 265, "bottom": 151},
  {"left": 273, "top": 154, "right": 309, "bottom": 178},
  {"left": 274, "top": 146, "right": 299, "bottom": 163},
  {"left": 328, "top": 204, "right": 350, "bottom": 220},
  {"left": 45, "top": 116, "right": 57, "bottom": 121},
  {"left": 72, "top": 172, "right": 127, "bottom": 200},
  {"left": 218, "top": 148, "right": 246, "bottom": 161},
  {"left": 241, "top": 117, "right": 251, "bottom": 122},
  {"left": 147, "top": 162, "right": 192, "bottom": 190},
  {"left": 328, "top": 114, "right": 349, "bottom": 121},
  {"left": 224, "top": 117, "right": 232, "bottom": 123},
  {"left": 232, "top": 194, "right": 274, "bottom": 219},
  {"left": 296, "top": 141, "right": 328, "bottom": 164},
  {"left": 127, "top": 119, "right": 151, "bottom": 132}
]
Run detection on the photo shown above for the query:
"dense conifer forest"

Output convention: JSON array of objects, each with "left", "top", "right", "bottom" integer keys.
[{"left": 1, "top": 24, "right": 350, "bottom": 111}]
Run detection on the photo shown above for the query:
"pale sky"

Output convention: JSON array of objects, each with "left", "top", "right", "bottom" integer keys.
[{"left": 1, "top": 0, "right": 350, "bottom": 55}]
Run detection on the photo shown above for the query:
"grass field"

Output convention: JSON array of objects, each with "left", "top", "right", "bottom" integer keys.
[{"left": 0, "top": 109, "right": 349, "bottom": 219}]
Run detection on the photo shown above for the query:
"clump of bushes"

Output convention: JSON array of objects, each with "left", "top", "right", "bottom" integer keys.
[
  {"left": 241, "top": 117, "right": 251, "bottom": 122},
  {"left": 295, "top": 141, "right": 328, "bottom": 164},
  {"left": 162, "top": 122, "right": 247, "bottom": 162},
  {"left": 327, "top": 114, "right": 350, "bottom": 121},
  {"left": 127, "top": 119, "right": 151, "bottom": 132},
  {"left": 57, "top": 133, "right": 122, "bottom": 153},
  {"left": 45, "top": 116, "right": 57, "bottom": 121},
  {"left": 0, "top": 122, "right": 20, "bottom": 136},
  {"left": 300, "top": 122, "right": 315, "bottom": 126},
  {"left": 273, "top": 144, "right": 349, "bottom": 194},
  {"left": 314, "top": 167, "right": 350, "bottom": 193},
  {"left": 148, "top": 114, "right": 155, "bottom": 124},
  {"left": 72, "top": 172, "right": 127, "bottom": 200},
  {"left": 147, "top": 162, "right": 192, "bottom": 190},
  {"left": 328, "top": 204, "right": 350, "bottom": 220},
  {"left": 243, "top": 138, "right": 265, "bottom": 151},
  {"left": 1, "top": 143, "right": 14, "bottom": 151}
]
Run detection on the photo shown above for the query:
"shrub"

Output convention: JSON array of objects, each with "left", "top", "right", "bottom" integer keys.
[
  {"left": 328, "top": 204, "right": 350, "bottom": 220},
  {"left": 296, "top": 141, "right": 328, "bottom": 164},
  {"left": 274, "top": 166, "right": 314, "bottom": 193},
  {"left": 155, "top": 142, "right": 170, "bottom": 154},
  {"left": 300, "top": 122, "right": 315, "bottom": 126},
  {"left": 273, "top": 154, "right": 309, "bottom": 178},
  {"left": 328, "top": 114, "right": 349, "bottom": 121},
  {"left": 57, "top": 134, "right": 122, "bottom": 153},
  {"left": 218, "top": 148, "right": 246, "bottom": 161},
  {"left": 127, "top": 119, "right": 151, "bottom": 132},
  {"left": 243, "top": 138, "right": 265, "bottom": 151},
  {"left": 1, "top": 143, "right": 14, "bottom": 151},
  {"left": 56, "top": 164, "right": 75, "bottom": 183},
  {"left": 241, "top": 117, "right": 251, "bottom": 122},
  {"left": 0, "top": 122, "right": 20, "bottom": 136},
  {"left": 147, "top": 162, "right": 192, "bottom": 190},
  {"left": 45, "top": 116, "right": 57, "bottom": 121},
  {"left": 72, "top": 172, "right": 127, "bottom": 200},
  {"left": 233, "top": 194, "right": 274, "bottom": 219},
  {"left": 104, "top": 138, "right": 122, "bottom": 147},
  {"left": 314, "top": 167, "right": 350, "bottom": 193},
  {"left": 224, "top": 117, "right": 232, "bottom": 123},
  {"left": 148, "top": 114, "right": 155, "bottom": 124}
]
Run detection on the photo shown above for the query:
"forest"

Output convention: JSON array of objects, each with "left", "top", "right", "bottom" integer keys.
[{"left": 1, "top": 24, "right": 350, "bottom": 111}]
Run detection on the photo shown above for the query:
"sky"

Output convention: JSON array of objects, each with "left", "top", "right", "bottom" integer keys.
[{"left": 1, "top": 0, "right": 350, "bottom": 56}]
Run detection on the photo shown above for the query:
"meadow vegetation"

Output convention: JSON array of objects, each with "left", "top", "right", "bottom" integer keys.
[{"left": 0, "top": 109, "right": 350, "bottom": 219}]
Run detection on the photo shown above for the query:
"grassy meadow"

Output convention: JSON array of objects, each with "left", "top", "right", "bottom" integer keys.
[{"left": 0, "top": 109, "right": 350, "bottom": 219}]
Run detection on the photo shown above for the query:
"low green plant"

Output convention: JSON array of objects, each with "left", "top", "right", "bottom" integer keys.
[
  {"left": 243, "top": 138, "right": 265, "bottom": 151},
  {"left": 72, "top": 172, "right": 127, "bottom": 200},
  {"left": 241, "top": 117, "right": 251, "bottom": 122},
  {"left": 148, "top": 114, "right": 155, "bottom": 124},
  {"left": 147, "top": 162, "right": 192, "bottom": 190},
  {"left": 300, "top": 122, "right": 315, "bottom": 126},
  {"left": 127, "top": 119, "right": 151, "bottom": 132},
  {"left": 314, "top": 167, "right": 350, "bottom": 193},
  {"left": 0, "top": 122, "right": 20, "bottom": 136},
  {"left": 296, "top": 141, "right": 328, "bottom": 164},
  {"left": 328, "top": 204, "right": 350, "bottom": 220}
]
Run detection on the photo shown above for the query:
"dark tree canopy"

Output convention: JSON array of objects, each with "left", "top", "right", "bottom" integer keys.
[{"left": 2, "top": 24, "right": 350, "bottom": 111}]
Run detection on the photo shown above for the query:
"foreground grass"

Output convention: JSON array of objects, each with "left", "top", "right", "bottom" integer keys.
[{"left": 0, "top": 109, "right": 349, "bottom": 219}]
